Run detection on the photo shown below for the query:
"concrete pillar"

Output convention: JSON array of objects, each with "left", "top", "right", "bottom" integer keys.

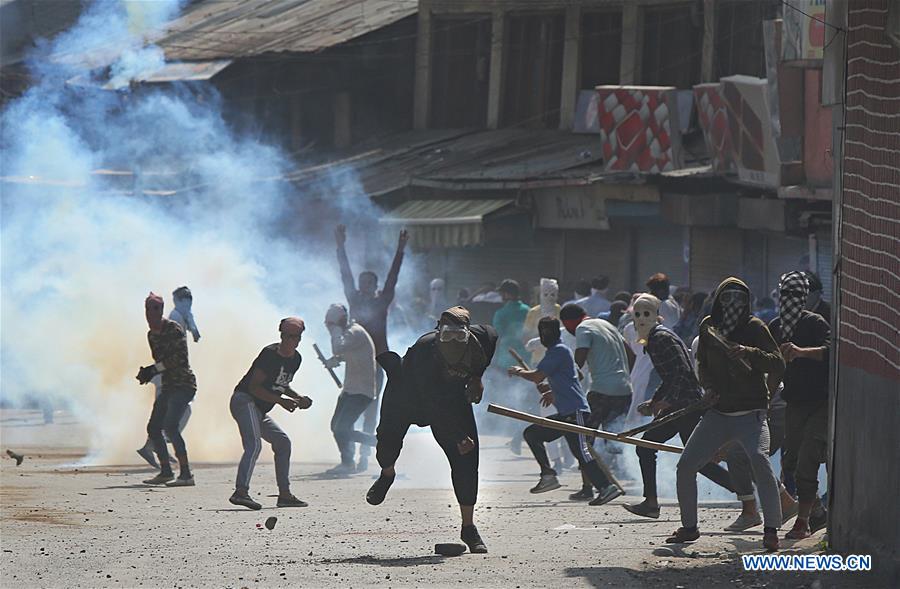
[
  {"left": 702, "top": 0, "right": 716, "bottom": 82},
  {"left": 413, "top": 0, "right": 432, "bottom": 130},
  {"left": 559, "top": 5, "right": 582, "bottom": 130},
  {"left": 486, "top": 9, "right": 505, "bottom": 129},
  {"left": 619, "top": 2, "right": 640, "bottom": 84}
]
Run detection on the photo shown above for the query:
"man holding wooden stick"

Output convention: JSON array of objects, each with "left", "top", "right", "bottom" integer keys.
[
  {"left": 508, "top": 317, "right": 623, "bottom": 506},
  {"left": 620, "top": 294, "right": 733, "bottom": 520}
]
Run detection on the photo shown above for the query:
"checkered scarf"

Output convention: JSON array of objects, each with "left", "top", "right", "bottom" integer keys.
[
  {"left": 779, "top": 271, "right": 809, "bottom": 341},
  {"left": 717, "top": 286, "right": 746, "bottom": 337}
]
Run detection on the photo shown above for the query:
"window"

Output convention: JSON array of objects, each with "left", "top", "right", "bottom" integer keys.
[
  {"left": 502, "top": 12, "right": 565, "bottom": 128},
  {"left": 580, "top": 10, "right": 622, "bottom": 89},
  {"left": 715, "top": 0, "right": 779, "bottom": 78},
  {"left": 430, "top": 16, "right": 492, "bottom": 128},
  {"left": 641, "top": 4, "right": 701, "bottom": 88}
]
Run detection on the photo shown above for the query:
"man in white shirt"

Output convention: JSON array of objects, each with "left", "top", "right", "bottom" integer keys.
[
  {"left": 575, "top": 276, "right": 612, "bottom": 318},
  {"left": 323, "top": 304, "right": 378, "bottom": 475},
  {"left": 646, "top": 273, "right": 681, "bottom": 328}
]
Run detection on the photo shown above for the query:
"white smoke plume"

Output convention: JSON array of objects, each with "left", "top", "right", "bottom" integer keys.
[{"left": 0, "top": 0, "right": 437, "bottom": 473}]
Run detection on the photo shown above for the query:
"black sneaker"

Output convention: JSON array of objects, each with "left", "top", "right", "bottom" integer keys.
[
  {"left": 530, "top": 474, "right": 562, "bottom": 494},
  {"left": 276, "top": 494, "right": 308, "bottom": 507},
  {"left": 143, "top": 473, "right": 174, "bottom": 485},
  {"left": 229, "top": 492, "right": 262, "bottom": 511},
  {"left": 460, "top": 525, "right": 487, "bottom": 554},
  {"left": 366, "top": 472, "right": 395, "bottom": 505},
  {"left": 569, "top": 488, "right": 594, "bottom": 501},
  {"left": 136, "top": 446, "right": 159, "bottom": 469},
  {"left": 588, "top": 484, "right": 624, "bottom": 506},
  {"left": 623, "top": 500, "right": 660, "bottom": 519},
  {"left": 809, "top": 507, "right": 827, "bottom": 533}
]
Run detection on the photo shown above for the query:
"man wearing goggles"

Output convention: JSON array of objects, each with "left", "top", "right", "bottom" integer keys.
[{"left": 366, "top": 306, "right": 498, "bottom": 554}]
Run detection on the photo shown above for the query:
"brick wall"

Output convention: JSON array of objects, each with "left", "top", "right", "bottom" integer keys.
[{"left": 839, "top": 0, "right": 900, "bottom": 383}]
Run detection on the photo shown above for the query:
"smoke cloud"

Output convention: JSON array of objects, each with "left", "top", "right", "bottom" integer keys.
[{"left": 0, "top": 0, "right": 434, "bottom": 472}]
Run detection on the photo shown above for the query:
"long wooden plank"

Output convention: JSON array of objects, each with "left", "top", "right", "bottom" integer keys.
[{"left": 487, "top": 404, "right": 684, "bottom": 454}]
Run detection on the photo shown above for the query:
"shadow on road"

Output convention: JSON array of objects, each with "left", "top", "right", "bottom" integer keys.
[{"left": 320, "top": 555, "right": 449, "bottom": 567}]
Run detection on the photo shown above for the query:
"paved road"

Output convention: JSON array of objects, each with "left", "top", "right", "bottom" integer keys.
[{"left": 0, "top": 411, "right": 886, "bottom": 588}]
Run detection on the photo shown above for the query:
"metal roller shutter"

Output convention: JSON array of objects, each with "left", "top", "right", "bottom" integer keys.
[
  {"left": 637, "top": 225, "right": 688, "bottom": 289},
  {"left": 562, "top": 227, "right": 631, "bottom": 294},
  {"left": 690, "top": 227, "right": 744, "bottom": 292},
  {"left": 816, "top": 228, "right": 833, "bottom": 300}
]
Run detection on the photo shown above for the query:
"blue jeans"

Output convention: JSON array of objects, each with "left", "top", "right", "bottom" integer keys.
[
  {"left": 147, "top": 388, "right": 194, "bottom": 473},
  {"left": 332, "top": 392, "right": 375, "bottom": 466}
]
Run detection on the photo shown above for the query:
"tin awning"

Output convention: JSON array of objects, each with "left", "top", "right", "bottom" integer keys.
[{"left": 379, "top": 199, "right": 515, "bottom": 248}]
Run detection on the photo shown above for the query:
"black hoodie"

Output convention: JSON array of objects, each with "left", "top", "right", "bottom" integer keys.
[{"left": 697, "top": 277, "right": 784, "bottom": 413}]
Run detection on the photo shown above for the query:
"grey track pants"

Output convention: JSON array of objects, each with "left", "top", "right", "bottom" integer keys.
[
  {"left": 230, "top": 391, "right": 291, "bottom": 494},
  {"left": 677, "top": 409, "right": 782, "bottom": 529}
]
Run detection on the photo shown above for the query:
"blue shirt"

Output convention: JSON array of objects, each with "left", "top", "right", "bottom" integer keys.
[{"left": 537, "top": 343, "right": 589, "bottom": 415}]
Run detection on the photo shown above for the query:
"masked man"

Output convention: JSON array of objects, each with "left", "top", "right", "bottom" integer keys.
[
  {"left": 616, "top": 295, "right": 733, "bottom": 519},
  {"left": 336, "top": 225, "right": 408, "bottom": 471},
  {"left": 323, "top": 304, "right": 378, "bottom": 475},
  {"left": 673, "top": 278, "right": 785, "bottom": 552},
  {"left": 229, "top": 317, "right": 313, "bottom": 510},
  {"left": 509, "top": 317, "right": 624, "bottom": 506},
  {"left": 366, "top": 307, "right": 497, "bottom": 554},
  {"left": 427, "top": 278, "right": 448, "bottom": 323},
  {"left": 136, "top": 293, "right": 197, "bottom": 487},
  {"left": 136, "top": 286, "right": 201, "bottom": 468},
  {"left": 769, "top": 272, "right": 831, "bottom": 540}
]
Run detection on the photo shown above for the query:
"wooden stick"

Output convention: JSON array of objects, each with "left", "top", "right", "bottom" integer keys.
[
  {"left": 487, "top": 404, "right": 684, "bottom": 454},
  {"left": 509, "top": 348, "right": 530, "bottom": 370},
  {"left": 615, "top": 399, "right": 713, "bottom": 439}
]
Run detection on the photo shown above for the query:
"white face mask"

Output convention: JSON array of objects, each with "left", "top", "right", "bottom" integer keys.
[
  {"left": 540, "top": 278, "right": 559, "bottom": 314},
  {"left": 632, "top": 295, "right": 661, "bottom": 344}
]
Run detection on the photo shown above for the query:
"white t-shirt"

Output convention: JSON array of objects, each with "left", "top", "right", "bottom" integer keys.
[{"left": 331, "top": 323, "right": 377, "bottom": 399}]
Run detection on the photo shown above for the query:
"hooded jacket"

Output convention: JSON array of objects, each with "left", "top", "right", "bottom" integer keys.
[{"left": 696, "top": 277, "right": 784, "bottom": 413}]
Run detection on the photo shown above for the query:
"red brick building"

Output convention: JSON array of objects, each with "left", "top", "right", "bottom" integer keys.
[{"left": 828, "top": 0, "right": 900, "bottom": 577}]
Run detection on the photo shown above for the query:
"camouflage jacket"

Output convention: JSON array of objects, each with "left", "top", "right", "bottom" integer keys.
[{"left": 148, "top": 319, "right": 197, "bottom": 393}]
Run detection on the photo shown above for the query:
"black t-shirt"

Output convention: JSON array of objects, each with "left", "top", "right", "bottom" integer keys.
[
  {"left": 235, "top": 344, "right": 302, "bottom": 413},
  {"left": 768, "top": 312, "right": 830, "bottom": 404}
]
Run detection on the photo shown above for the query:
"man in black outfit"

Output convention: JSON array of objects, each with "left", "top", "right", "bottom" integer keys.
[{"left": 366, "top": 306, "right": 497, "bottom": 554}]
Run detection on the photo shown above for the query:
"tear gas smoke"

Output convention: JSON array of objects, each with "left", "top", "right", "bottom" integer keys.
[{"left": 0, "top": 0, "right": 440, "bottom": 478}]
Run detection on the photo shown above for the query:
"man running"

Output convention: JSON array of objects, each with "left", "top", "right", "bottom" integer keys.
[
  {"left": 229, "top": 317, "right": 313, "bottom": 510},
  {"left": 509, "top": 317, "right": 623, "bottom": 506},
  {"left": 136, "top": 293, "right": 197, "bottom": 487},
  {"left": 366, "top": 307, "right": 497, "bottom": 554}
]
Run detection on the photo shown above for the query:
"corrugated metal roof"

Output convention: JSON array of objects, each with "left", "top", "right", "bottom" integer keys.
[
  {"left": 287, "top": 128, "right": 605, "bottom": 197},
  {"left": 378, "top": 199, "right": 515, "bottom": 248},
  {"left": 156, "top": 0, "right": 418, "bottom": 60}
]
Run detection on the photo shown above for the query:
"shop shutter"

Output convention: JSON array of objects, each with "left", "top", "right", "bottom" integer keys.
[
  {"left": 690, "top": 227, "right": 744, "bottom": 292},
  {"left": 637, "top": 225, "right": 688, "bottom": 289}
]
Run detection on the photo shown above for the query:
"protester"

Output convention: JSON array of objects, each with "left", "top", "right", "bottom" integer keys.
[
  {"left": 672, "top": 278, "right": 784, "bottom": 552},
  {"left": 646, "top": 273, "right": 681, "bottom": 327},
  {"left": 228, "top": 317, "right": 312, "bottom": 510},
  {"left": 523, "top": 278, "right": 561, "bottom": 356},
  {"left": 770, "top": 271, "right": 831, "bottom": 539},
  {"left": 367, "top": 307, "right": 497, "bottom": 554},
  {"left": 575, "top": 276, "right": 612, "bottom": 317},
  {"left": 803, "top": 271, "right": 832, "bottom": 324},
  {"left": 619, "top": 295, "right": 733, "bottom": 519},
  {"left": 560, "top": 304, "right": 632, "bottom": 502},
  {"left": 509, "top": 317, "right": 623, "bottom": 506},
  {"left": 623, "top": 294, "right": 656, "bottom": 423},
  {"left": 136, "top": 293, "right": 197, "bottom": 487},
  {"left": 673, "top": 291, "right": 707, "bottom": 345},
  {"left": 336, "top": 226, "right": 408, "bottom": 471},
  {"left": 323, "top": 304, "right": 378, "bottom": 475},
  {"left": 563, "top": 279, "right": 592, "bottom": 307},
  {"left": 428, "top": 278, "right": 448, "bottom": 322},
  {"left": 492, "top": 279, "right": 533, "bottom": 454},
  {"left": 136, "top": 286, "right": 200, "bottom": 469},
  {"left": 600, "top": 300, "right": 627, "bottom": 328}
]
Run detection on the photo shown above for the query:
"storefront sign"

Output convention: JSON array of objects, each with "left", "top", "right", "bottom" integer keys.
[{"left": 534, "top": 189, "right": 609, "bottom": 230}]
